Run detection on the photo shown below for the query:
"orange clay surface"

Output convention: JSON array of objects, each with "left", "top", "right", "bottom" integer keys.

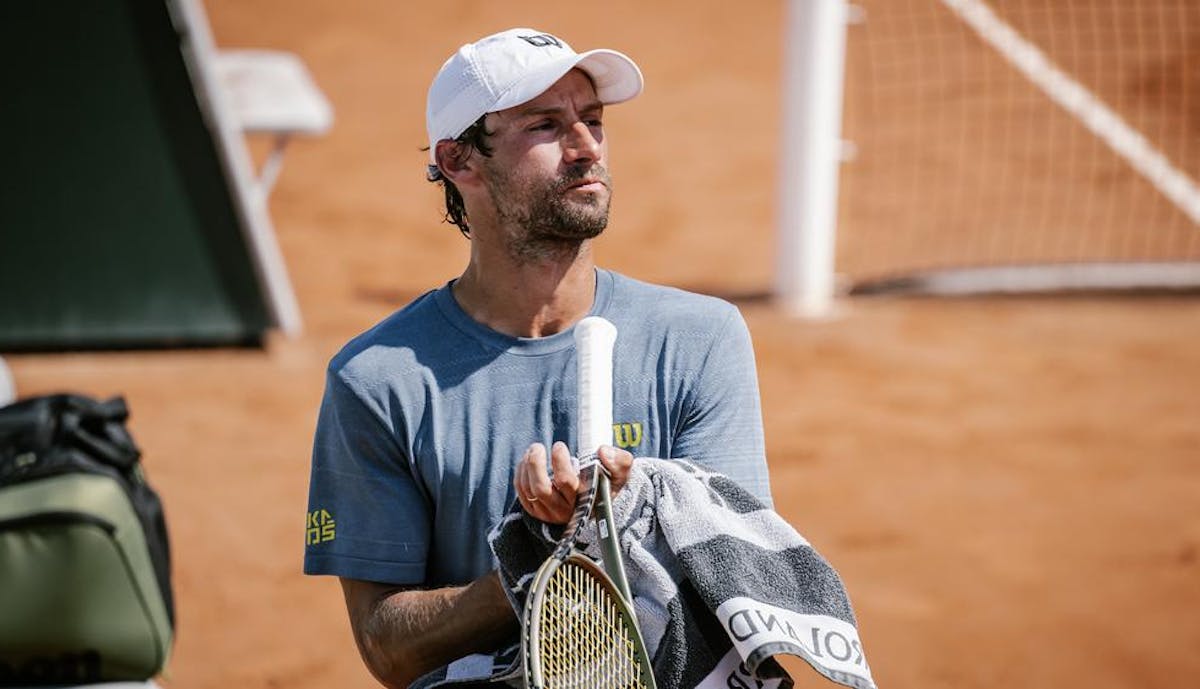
[{"left": 7, "top": 2, "right": 1200, "bottom": 688}]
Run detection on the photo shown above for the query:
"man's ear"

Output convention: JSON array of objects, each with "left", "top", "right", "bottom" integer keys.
[{"left": 434, "top": 140, "right": 480, "bottom": 186}]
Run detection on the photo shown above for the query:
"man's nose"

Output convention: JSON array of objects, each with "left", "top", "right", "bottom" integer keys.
[{"left": 563, "top": 122, "right": 601, "bottom": 164}]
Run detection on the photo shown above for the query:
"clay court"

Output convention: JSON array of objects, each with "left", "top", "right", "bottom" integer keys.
[{"left": 6, "top": 1, "right": 1200, "bottom": 687}]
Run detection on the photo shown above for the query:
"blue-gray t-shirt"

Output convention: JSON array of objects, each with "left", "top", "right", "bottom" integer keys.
[{"left": 303, "top": 269, "right": 772, "bottom": 587}]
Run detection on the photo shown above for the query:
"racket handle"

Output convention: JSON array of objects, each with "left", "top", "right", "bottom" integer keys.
[
  {"left": 574, "top": 317, "right": 634, "bottom": 605},
  {"left": 575, "top": 316, "right": 616, "bottom": 455}
]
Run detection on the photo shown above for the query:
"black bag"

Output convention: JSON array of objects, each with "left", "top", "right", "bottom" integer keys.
[{"left": 0, "top": 393, "right": 174, "bottom": 686}]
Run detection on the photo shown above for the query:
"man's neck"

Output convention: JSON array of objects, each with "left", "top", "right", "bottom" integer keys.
[{"left": 452, "top": 240, "right": 597, "bottom": 339}]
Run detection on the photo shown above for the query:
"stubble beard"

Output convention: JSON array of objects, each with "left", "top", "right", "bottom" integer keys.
[{"left": 484, "top": 163, "right": 613, "bottom": 264}]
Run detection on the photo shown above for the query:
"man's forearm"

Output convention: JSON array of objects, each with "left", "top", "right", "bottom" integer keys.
[{"left": 341, "top": 571, "right": 518, "bottom": 688}]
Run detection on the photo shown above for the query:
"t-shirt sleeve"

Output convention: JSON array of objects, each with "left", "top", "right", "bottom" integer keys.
[
  {"left": 303, "top": 367, "right": 431, "bottom": 584},
  {"left": 671, "top": 306, "right": 775, "bottom": 507}
]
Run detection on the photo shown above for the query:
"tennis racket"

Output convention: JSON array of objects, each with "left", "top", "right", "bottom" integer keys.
[{"left": 520, "top": 316, "right": 657, "bottom": 689}]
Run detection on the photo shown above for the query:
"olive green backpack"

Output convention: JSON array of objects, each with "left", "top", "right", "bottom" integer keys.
[{"left": 0, "top": 394, "right": 174, "bottom": 686}]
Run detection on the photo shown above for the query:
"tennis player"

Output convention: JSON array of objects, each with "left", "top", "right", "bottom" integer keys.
[{"left": 303, "top": 28, "right": 774, "bottom": 688}]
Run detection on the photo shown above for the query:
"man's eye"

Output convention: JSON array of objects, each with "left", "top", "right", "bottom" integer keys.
[{"left": 529, "top": 121, "right": 554, "bottom": 131}]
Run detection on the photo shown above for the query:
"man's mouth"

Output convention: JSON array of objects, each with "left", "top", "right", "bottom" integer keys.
[{"left": 565, "top": 178, "right": 606, "bottom": 192}]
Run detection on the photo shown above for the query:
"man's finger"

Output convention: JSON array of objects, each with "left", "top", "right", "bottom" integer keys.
[
  {"left": 597, "top": 445, "right": 634, "bottom": 494},
  {"left": 517, "top": 443, "right": 547, "bottom": 506},
  {"left": 549, "top": 441, "right": 579, "bottom": 500},
  {"left": 534, "top": 443, "right": 562, "bottom": 498}
]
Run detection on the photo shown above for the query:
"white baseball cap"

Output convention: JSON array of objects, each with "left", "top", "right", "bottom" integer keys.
[{"left": 426, "top": 28, "right": 644, "bottom": 163}]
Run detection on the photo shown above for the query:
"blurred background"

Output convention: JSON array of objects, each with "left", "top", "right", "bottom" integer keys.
[{"left": 2, "top": 1, "right": 1198, "bottom": 687}]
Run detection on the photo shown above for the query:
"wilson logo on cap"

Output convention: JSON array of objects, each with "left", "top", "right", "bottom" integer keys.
[{"left": 519, "top": 34, "right": 563, "bottom": 49}]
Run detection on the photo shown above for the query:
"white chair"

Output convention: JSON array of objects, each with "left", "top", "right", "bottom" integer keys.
[{"left": 212, "top": 48, "right": 334, "bottom": 198}]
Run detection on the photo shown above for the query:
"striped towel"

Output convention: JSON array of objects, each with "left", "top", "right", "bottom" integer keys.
[{"left": 414, "top": 458, "right": 877, "bottom": 689}]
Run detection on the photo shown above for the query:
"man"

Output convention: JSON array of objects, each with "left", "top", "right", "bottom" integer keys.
[{"left": 304, "top": 28, "right": 773, "bottom": 688}]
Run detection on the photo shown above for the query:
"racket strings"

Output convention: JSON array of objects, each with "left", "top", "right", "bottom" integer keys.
[{"left": 538, "top": 561, "right": 648, "bottom": 688}]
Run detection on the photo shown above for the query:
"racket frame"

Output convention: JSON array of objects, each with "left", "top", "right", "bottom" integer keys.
[{"left": 594, "top": 469, "right": 634, "bottom": 605}]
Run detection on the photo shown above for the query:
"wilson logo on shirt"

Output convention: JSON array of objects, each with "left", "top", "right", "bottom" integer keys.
[
  {"left": 612, "top": 422, "right": 643, "bottom": 450},
  {"left": 306, "top": 509, "right": 336, "bottom": 545}
]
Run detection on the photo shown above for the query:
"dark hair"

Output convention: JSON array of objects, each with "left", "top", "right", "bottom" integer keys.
[{"left": 426, "top": 116, "right": 494, "bottom": 237}]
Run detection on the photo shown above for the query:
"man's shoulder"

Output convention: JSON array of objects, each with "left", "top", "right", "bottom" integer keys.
[
  {"left": 326, "top": 287, "right": 450, "bottom": 378},
  {"left": 605, "top": 270, "right": 741, "bottom": 324}
]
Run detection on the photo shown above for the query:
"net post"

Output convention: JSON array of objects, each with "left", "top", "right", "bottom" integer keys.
[{"left": 775, "top": 0, "right": 850, "bottom": 318}]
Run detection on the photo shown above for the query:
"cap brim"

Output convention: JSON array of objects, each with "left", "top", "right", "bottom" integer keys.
[
  {"left": 491, "top": 48, "right": 643, "bottom": 113},
  {"left": 576, "top": 49, "right": 644, "bottom": 104}
]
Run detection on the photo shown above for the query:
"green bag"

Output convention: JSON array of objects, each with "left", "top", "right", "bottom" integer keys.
[{"left": 0, "top": 394, "right": 173, "bottom": 686}]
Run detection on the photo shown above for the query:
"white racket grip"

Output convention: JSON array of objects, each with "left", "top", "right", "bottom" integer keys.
[{"left": 574, "top": 316, "right": 617, "bottom": 456}]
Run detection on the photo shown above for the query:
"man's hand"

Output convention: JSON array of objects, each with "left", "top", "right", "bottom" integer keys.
[{"left": 514, "top": 441, "right": 633, "bottom": 524}]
